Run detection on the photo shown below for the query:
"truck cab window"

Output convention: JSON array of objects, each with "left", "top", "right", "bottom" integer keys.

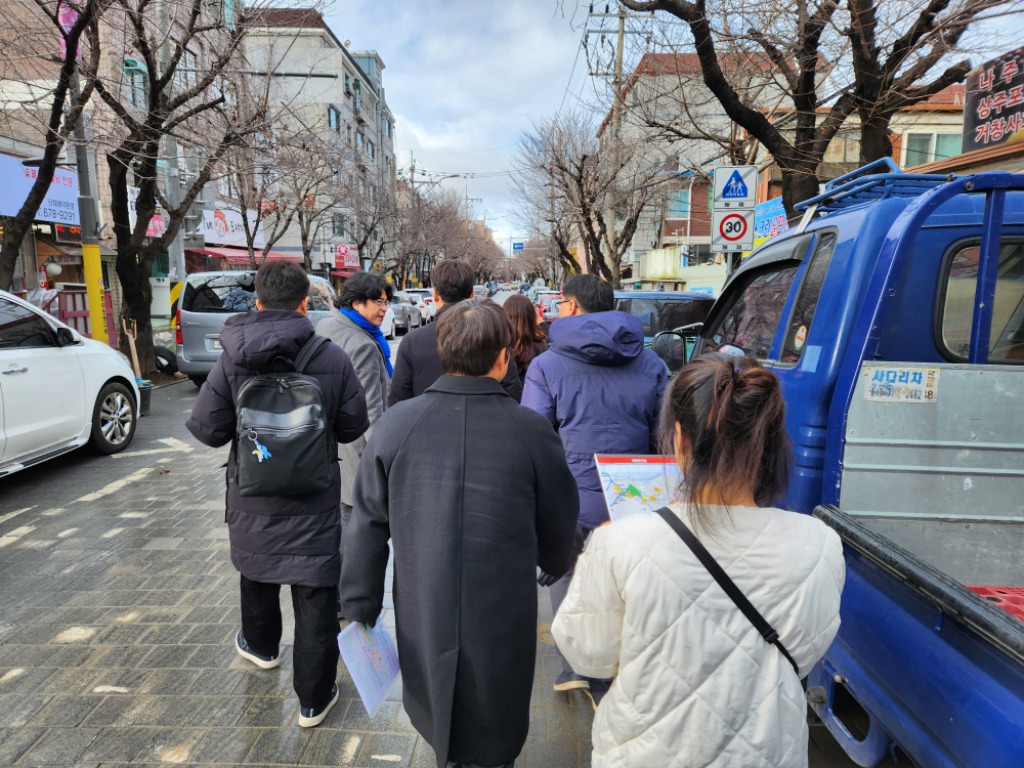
[
  {"left": 940, "top": 241, "right": 1024, "bottom": 363},
  {"left": 704, "top": 266, "right": 798, "bottom": 359},
  {"left": 780, "top": 232, "right": 837, "bottom": 364}
]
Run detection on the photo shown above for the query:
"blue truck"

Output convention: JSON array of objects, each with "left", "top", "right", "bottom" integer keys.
[{"left": 689, "top": 159, "right": 1024, "bottom": 766}]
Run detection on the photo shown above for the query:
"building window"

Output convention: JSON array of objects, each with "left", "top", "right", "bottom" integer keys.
[
  {"left": 353, "top": 80, "right": 362, "bottom": 111},
  {"left": 904, "top": 133, "right": 961, "bottom": 167},
  {"left": 347, "top": 125, "right": 353, "bottom": 144},
  {"left": 668, "top": 188, "right": 689, "bottom": 218},
  {"left": 344, "top": 73, "right": 352, "bottom": 95},
  {"left": 385, "top": 118, "right": 392, "bottom": 138},
  {"left": 356, "top": 132, "right": 363, "bottom": 151},
  {"left": 124, "top": 58, "right": 147, "bottom": 108},
  {"left": 327, "top": 106, "right": 341, "bottom": 132},
  {"left": 332, "top": 214, "right": 344, "bottom": 236},
  {"left": 367, "top": 140, "right": 374, "bottom": 159}
]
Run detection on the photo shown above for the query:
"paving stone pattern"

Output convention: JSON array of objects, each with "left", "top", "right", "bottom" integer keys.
[{"left": 0, "top": 382, "right": 595, "bottom": 767}]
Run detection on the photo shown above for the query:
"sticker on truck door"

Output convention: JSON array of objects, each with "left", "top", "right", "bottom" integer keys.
[{"left": 864, "top": 366, "right": 939, "bottom": 403}]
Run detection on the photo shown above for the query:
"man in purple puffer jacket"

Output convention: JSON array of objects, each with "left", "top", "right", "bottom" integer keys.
[{"left": 522, "top": 274, "right": 668, "bottom": 708}]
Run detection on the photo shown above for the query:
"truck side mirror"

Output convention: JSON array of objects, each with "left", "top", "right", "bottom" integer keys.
[{"left": 653, "top": 331, "right": 688, "bottom": 372}]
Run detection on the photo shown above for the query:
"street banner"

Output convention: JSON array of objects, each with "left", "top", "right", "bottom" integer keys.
[
  {"left": 962, "top": 45, "right": 1024, "bottom": 153},
  {"left": 752, "top": 197, "right": 789, "bottom": 250},
  {"left": 0, "top": 153, "right": 80, "bottom": 225},
  {"left": 127, "top": 186, "right": 166, "bottom": 238},
  {"left": 201, "top": 207, "right": 265, "bottom": 249}
]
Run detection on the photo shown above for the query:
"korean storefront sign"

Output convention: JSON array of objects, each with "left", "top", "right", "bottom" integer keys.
[
  {"left": 0, "top": 153, "right": 80, "bottom": 225},
  {"left": 201, "top": 207, "right": 265, "bottom": 249},
  {"left": 962, "top": 46, "right": 1024, "bottom": 153}
]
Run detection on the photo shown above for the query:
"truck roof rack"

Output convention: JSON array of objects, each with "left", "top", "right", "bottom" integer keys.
[{"left": 794, "top": 158, "right": 954, "bottom": 214}]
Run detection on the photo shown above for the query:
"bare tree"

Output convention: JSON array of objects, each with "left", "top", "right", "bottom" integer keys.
[
  {"left": 512, "top": 111, "right": 670, "bottom": 287},
  {"left": 0, "top": 0, "right": 106, "bottom": 290},
  {"left": 617, "top": 0, "right": 1021, "bottom": 210},
  {"left": 340, "top": 158, "right": 395, "bottom": 269},
  {"left": 89, "top": 0, "right": 275, "bottom": 372}
]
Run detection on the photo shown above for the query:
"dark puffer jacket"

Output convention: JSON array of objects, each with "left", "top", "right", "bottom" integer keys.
[{"left": 186, "top": 310, "right": 369, "bottom": 587}]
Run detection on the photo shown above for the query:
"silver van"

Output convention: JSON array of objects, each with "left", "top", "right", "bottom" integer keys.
[{"left": 176, "top": 270, "right": 338, "bottom": 386}]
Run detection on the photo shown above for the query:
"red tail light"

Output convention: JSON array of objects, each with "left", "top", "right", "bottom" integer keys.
[{"left": 175, "top": 309, "right": 182, "bottom": 346}]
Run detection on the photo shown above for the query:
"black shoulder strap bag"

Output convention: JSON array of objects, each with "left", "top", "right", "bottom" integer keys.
[{"left": 654, "top": 506, "right": 800, "bottom": 676}]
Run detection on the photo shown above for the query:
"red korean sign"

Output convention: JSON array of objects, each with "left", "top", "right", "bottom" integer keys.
[{"left": 963, "top": 46, "right": 1024, "bottom": 153}]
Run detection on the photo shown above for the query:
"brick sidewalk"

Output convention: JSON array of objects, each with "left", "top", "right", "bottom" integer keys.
[{"left": 0, "top": 383, "right": 594, "bottom": 768}]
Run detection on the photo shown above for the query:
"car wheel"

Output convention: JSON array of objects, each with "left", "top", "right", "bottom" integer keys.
[
  {"left": 190, "top": 375, "right": 207, "bottom": 388},
  {"left": 89, "top": 382, "right": 137, "bottom": 455},
  {"left": 154, "top": 346, "right": 178, "bottom": 374}
]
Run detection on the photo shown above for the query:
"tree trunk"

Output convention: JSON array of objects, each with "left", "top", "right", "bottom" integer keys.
[
  {"left": 859, "top": 112, "right": 895, "bottom": 167},
  {"left": 776, "top": 154, "right": 823, "bottom": 216}
]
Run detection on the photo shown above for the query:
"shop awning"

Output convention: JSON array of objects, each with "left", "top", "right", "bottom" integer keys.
[{"left": 185, "top": 247, "right": 302, "bottom": 265}]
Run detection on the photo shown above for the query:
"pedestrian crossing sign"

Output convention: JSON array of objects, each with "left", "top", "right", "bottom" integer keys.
[
  {"left": 713, "top": 165, "right": 757, "bottom": 209},
  {"left": 722, "top": 170, "right": 748, "bottom": 198}
]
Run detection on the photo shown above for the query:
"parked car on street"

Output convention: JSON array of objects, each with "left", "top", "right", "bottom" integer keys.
[
  {"left": 473, "top": 284, "right": 491, "bottom": 300},
  {"left": 402, "top": 288, "right": 434, "bottom": 322},
  {"left": 0, "top": 290, "right": 140, "bottom": 477},
  {"left": 613, "top": 290, "right": 715, "bottom": 346},
  {"left": 392, "top": 291, "right": 423, "bottom": 334},
  {"left": 176, "top": 270, "right": 338, "bottom": 386}
]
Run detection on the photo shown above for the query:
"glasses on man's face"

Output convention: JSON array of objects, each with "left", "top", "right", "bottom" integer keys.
[{"left": 372, "top": 298, "right": 390, "bottom": 308}]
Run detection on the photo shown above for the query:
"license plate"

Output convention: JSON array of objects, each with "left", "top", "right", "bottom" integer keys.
[{"left": 212, "top": 339, "right": 222, "bottom": 350}]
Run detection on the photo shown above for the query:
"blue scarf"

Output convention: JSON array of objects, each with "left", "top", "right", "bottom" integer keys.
[{"left": 340, "top": 307, "right": 393, "bottom": 377}]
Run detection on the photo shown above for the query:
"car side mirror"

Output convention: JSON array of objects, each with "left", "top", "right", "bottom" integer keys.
[{"left": 56, "top": 327, "right": 77, "bottom": 346}]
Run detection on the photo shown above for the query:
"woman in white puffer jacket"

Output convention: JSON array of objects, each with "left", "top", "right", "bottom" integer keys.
[{"left": 552, "top": 355, "right": 845, "bottom": 768}]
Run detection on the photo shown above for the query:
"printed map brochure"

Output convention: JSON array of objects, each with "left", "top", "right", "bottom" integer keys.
[
  {"left": 338, "top": 620, "right": 400, "bottom": 717},
  {"left": 595, "top": 454, "right": 685, "bottom": 521}
]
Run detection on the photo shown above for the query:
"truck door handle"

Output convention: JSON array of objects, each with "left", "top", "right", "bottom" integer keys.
[{"left": 2, "top": 367, "right": 28, "bottom": 375}]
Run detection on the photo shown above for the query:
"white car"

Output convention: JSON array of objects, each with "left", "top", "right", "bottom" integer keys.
[
  {"left": 403, "top": 288, "right": 436, "bottom": 322},
  {"left": 381, "top": 304, "right": 397, "bottom": 340},
  {"left": 0, "top": 290, "right": 140, "bottom": 477}
]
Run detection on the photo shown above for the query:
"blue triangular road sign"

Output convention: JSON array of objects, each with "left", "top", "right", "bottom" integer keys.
[{"left": 722, "top": 170, "right": 748, "bottom": 198}]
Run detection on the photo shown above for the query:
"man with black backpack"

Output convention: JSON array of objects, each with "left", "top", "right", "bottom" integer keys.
[{"left": 187, "top": 262, "right": 369, "bottom": 728}]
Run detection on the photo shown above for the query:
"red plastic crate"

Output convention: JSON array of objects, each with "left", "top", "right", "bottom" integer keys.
[{"left": 967, "top": 586, "right": 1024, "bottom": 622}]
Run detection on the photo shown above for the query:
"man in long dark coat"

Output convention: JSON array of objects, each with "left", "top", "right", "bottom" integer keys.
[{"left": 340, "top": 299, "right": 579, "bottom": 768}]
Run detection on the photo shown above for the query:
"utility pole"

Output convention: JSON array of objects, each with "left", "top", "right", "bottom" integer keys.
[
  {"left": 70, "top": 72, "right": 107, "bottom": 345},
  {"left": 605, "top": 5, "right": 626, "bottom": 281}
]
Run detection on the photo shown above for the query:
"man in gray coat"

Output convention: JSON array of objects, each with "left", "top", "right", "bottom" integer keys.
[
  {"left": 341, "top": 299, "right": 579, "bottom": 768},
  {"left": 316, "top": 270, "right": 393, "bottom": 597}
]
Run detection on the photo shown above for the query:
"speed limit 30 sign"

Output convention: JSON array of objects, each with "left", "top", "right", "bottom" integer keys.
[{"left": 711, "top": 209, "right": 755, "bottom": 251}]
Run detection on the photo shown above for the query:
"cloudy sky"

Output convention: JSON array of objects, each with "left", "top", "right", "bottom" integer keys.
[
  {"left": 325, "top": 1, "right": 598, "bottom": 249},
  {"left": 325, "top": 1, "right": 1024, "bottom": 252}
]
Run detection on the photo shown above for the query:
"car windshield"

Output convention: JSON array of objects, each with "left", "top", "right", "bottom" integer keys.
[{"left": 182, "top": 276, "right": 257, "bottom": 313}]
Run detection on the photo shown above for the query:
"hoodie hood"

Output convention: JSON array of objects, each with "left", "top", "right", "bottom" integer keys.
[
  {"left": 219, "top": 310, "right": 315, "bottom": 372},
  {"left": 548, "top": 310, "right": 645, "bottom": 366}
]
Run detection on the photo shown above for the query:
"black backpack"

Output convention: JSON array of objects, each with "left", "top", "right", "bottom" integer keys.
[{"left": 235, "top": 334, "right": 332, "bottom": 497}]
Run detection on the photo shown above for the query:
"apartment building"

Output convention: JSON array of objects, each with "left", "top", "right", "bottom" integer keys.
[{"left": 246, "top": 8, "right": 397, "bottom": 287}]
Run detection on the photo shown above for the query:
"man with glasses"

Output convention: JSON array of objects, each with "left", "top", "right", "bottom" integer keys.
[
  {"left": 522, "top": 274, "right": 668, "bottom": 708},
  {"left": 317, "top": 271, "right": 394, "bottom": 614},
  {"left": 388, "top": 259, "right": 522, "bottom": 404}
]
